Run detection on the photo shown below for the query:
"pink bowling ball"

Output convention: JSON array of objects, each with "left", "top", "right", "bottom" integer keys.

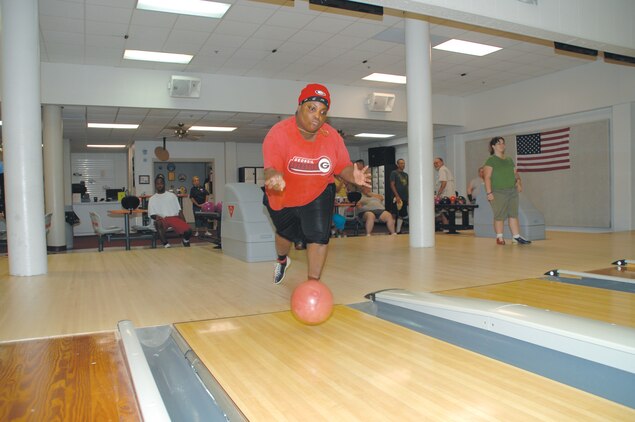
[
  {"left": 201, "top": 202, "right": 215, "bottom": 212},
  {"left": 291, "top": 280, "right": 334, "bottom": 325}
]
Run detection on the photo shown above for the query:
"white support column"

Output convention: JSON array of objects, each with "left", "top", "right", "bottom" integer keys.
[
  {"left": 405, "top": 17, "right": 435, "bottom": 248},
  {"left": 43, "top": 105, "right": 66, "bottom": 250},
  {"left": 225, "top": 142, "right": 238, "bottom": 184},
  {"left": 1, "top": 0, "right": 47, "bottom": 275}
]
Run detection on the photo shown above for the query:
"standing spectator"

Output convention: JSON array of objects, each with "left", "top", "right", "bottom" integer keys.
[
  {"left": 433, "top": 157, "right": 456, "bottom": 199},
  {"left": 262, "top": 83, "right": 369, "bottom": 285},
  {"left": 389, "top": 158, "right": 408, "bottom": 233},
  {"left": 189, "top": 175, "right": 211, "bottom": 237},
  {"left": 148, "top": 175, "right": 193, "bottom": 248},
  {"left": 434, "top": 157, "right": 456, "bottom": 228},
  {"left": 483, "top": 136, "right": 531, "bottom": 245},
  {"left": 467, "top": 167, "right": 485, "bottom": 203}
]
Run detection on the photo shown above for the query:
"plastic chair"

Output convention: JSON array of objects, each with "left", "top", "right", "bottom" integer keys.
[
  {"left": 344, "top": 191, "right": 362, "bottom": 236},
  {"left": 89, "top": 212, "right": 122, "bottom": 252}
]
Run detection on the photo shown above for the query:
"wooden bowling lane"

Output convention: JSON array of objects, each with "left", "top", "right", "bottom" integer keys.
[
  {"left": 0, "top": 333, "right": 140, "bottom": 421},
  {"left": 175, "top": 306, "right": 634, "bottom": 421},
  {"left": 588, "top": 266, "right": 635, "bottom": 280},
  {"left": 439, "top": 278, "right": 635, "bottom": 327}
]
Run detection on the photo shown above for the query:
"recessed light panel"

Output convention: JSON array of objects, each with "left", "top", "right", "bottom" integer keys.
[
  {"left": 87, "top": 123, "right": 139, "bottom": 129},
  {"left": 362, "top": 73, "right": 407, "bottom": 84},
  {"left": 137, "top": 0, "right": 231, "bottom": 19},
  {"left": 354, "top": 133, "right": 395, "bottom": 139},
  {"left": 433, "top": 39, "right": 501, "bottom": 56},
  {"left": 124, "top": 50, "right": 193, "bottom": 64},
  {"left": 189, "top": 126, "right": 237, "bottom": 132}
]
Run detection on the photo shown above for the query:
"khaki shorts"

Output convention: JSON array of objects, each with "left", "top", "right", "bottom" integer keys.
[{"left": 490, "top": 188, "right": 519, "bottom": 220}]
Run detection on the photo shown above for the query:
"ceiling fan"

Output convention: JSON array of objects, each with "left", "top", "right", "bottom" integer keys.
[{"left": 165, "top": 122, "right": 201, "bottom": 140}]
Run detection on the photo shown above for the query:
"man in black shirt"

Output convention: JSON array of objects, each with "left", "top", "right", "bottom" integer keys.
[{"left": 189, "top": 176, "right": 210, "bottom": 237}]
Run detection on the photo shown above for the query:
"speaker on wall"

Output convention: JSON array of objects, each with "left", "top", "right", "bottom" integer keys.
[
  {"left": 366, "top": 92, "right": 395, "bottom": 112},
  {"left": 168, "top": 75, "right": 201, "bottom": 98}
]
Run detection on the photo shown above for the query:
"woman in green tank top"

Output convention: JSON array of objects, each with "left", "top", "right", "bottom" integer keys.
[{"left": 483, "top": 136, "right": 531, "bottom": 246}]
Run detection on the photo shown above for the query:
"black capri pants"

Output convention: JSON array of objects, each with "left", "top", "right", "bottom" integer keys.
[{"left": 264, "top": 184, "right": 335, "bottom": 245}]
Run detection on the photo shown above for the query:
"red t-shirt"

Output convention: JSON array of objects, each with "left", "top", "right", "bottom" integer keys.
[{"left": 263, "top": 116, "right": 351, "bottom": 210}]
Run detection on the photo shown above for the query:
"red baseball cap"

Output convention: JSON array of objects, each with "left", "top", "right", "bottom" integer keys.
[{"left": 298, "top": 83, "right": 330, "bottom": 109}]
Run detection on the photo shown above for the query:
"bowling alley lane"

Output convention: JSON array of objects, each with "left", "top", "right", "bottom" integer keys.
[
  {"left": 588, "top": 266, "right": 635, "bottom": 280},
  {"left": 174, "top": 305, "right": 634, "bottom": 421},
  {"left": 438, "top": 277, "right": 635, "bottom": 327}
]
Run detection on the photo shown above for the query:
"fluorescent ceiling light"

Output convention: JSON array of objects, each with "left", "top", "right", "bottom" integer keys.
[
  {"left": 189, "top": 126, "right": 236, "bottom": 132},
  {"left": 433, "top": 39, "right": 501, "bottom": 56},
  {"left": 137, "top": 0, "right": 231, "bottom": 19},
  {"left": 87, "top": 144, "right": 127, "bottom": 148},
  {"left": 362, "top": 73, "right": 406, "bottom": 84},
  {"left": 354, "top": 133, "right": 395, "bottom": 139},
  {"left": 88, "top": 123, "right": 139, "bottom": 129},
  {"left": 124, "top": 49, "right": 193, "bottom": 64}
]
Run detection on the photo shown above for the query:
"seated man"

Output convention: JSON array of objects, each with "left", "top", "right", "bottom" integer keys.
[
  {"left": 356, "top": 186, "right": 396, "bottom": 236},
  {"left": 148, "top": 175, "right": 192, "bottom": 248}
]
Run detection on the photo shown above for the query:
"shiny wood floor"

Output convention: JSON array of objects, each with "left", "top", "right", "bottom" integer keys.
[
  {"left": 0, "top": 333, "right": 140, "bottom": 421},
  {"left": 0, "top": 231, "right": 633, "bottom": 420},
  {"left": 1, "top": 230, "right": 633, "bottom": 342}
]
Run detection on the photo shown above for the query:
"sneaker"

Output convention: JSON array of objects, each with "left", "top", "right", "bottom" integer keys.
[
  {"left": 273, "top": 256, "right": 291, "bottom": 285},
  {"left": 182, "top": 239, "right": 190, "bottom": 247},
  {"left": 163, "top": 242, "right": 171, "bottom": 248},
  {"left": 496, "top": 238, "right": 505, "bottom": 245},
  {"left": 204, "top": 231, "right": 213, "bottom": 237},
  {"left": 512, "top": 236, "right": 532, "bottom": 245},
  {"left": 193, "top": 231, "right": 199, "bottom": 237}
]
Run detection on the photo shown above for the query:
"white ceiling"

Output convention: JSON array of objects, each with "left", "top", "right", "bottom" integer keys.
[{"left": 5, "top": 0, "right": 599, "bottom": 151}]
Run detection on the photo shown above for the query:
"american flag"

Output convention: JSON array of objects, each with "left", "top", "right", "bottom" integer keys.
[{"left": 516, "top": 127, "right": 570, "bottom": 172}]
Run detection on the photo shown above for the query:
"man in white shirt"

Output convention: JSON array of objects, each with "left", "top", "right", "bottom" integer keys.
[
  {"left": 434, "top": 157, "right": 456, "bottom": 230},
  {"left": 434, "top": 157, "right": 456, "bottom": 199},
  {"left": 148, "top": 175, "right": 192, "bottom": 248}
]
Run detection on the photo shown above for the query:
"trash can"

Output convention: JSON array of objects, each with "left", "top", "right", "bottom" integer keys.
[{"left": 65, "top": 206, "right": 80, "bottom": 250}]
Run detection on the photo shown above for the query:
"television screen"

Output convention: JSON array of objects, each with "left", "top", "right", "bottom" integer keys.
[
  {"left": 106, "top": 189, "right": 124, "bottom": 201},
  {"left": 72, "top": 183, "right": 86, "bottom": 194}
]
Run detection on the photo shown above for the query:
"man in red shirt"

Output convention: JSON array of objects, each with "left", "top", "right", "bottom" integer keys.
[{"left": 263, "top": 83, "right": 369, "bottom": 284}]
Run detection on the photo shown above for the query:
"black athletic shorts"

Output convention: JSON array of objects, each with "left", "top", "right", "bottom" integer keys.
[{"left": 263, "top": 184, "right": 335, "bottom": 245}]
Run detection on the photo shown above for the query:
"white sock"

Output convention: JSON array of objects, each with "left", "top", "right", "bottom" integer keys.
[
  {"left": 396, "top": 218, "right": 403, "bottom": 233},
  {"left": 496, "top": 233, "right": 503, "bottom": 239}
]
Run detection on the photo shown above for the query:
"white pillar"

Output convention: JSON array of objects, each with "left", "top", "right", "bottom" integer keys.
[
  {"left": 43, "top": 105, "right": 66, "bottom": 250},
  {"left": 225, "top": 142, "right": 238, "bottom": 183},
  {"left": 1, "top": 0, "right": 47, "bottom": 275},
  {"left": 405, "top": 17, "right": 435, "bottom": 248}
]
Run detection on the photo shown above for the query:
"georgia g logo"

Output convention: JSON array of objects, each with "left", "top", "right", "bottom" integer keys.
[{"left": 318, "top": 157, "right": 331, "bottom": 173}]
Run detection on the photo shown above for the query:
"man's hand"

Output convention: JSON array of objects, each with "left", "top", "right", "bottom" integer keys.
[
  {"left": 353, "top": 165, "right": 371, "bottom": 188},
  {"left": 265, "top": 172, "right": 286, "bottom": 191}
]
